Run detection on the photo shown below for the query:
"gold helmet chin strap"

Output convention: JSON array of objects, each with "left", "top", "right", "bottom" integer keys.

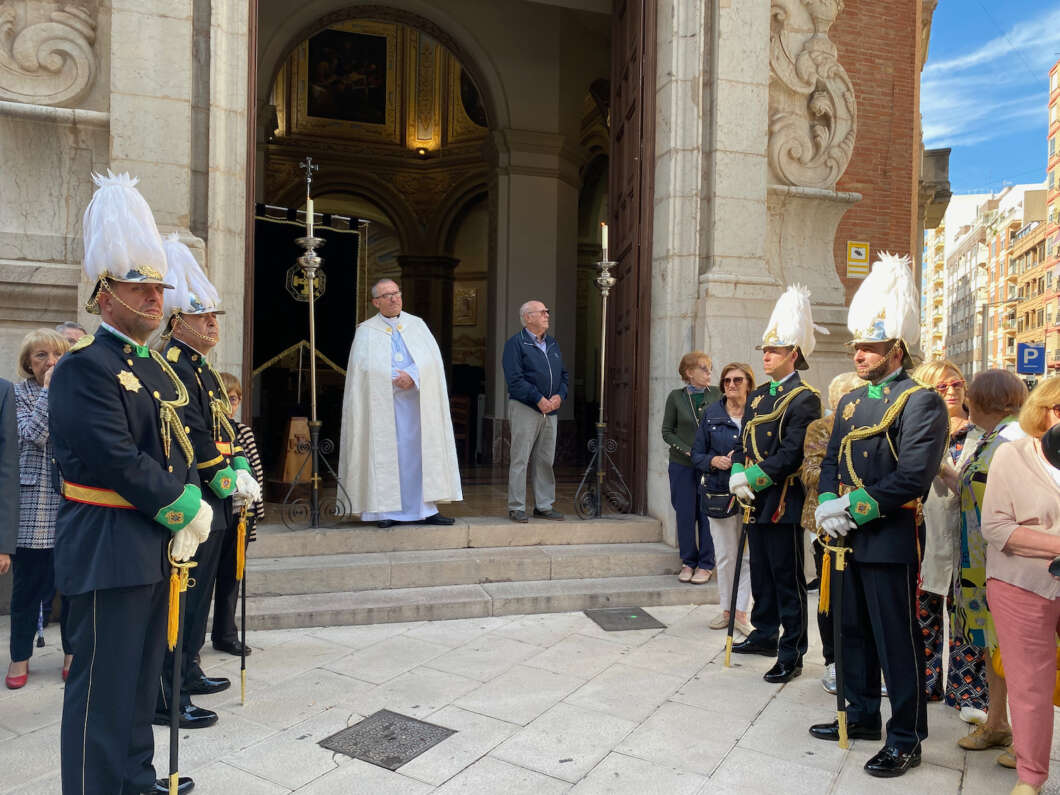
[
  {"left": 166, "top": 312, "right": 219, "bottom": 346},
  {"left": 95, "top": 277, "right": 165, "bottom": 320}
]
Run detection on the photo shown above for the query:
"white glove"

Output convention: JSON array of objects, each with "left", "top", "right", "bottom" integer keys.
[
  {"left": 170, "top": 527, "right": 200, "bottom": 562},
  {"left": 185, "top": 501, "right": 214, "bottom": 544},
  {"left": 814, "top": 493, "right": 850, "bottom": 525},
  {"left": 728, "top": 471, "right": 755, "bottom": 503},
  {"left": 821, "top": 515, "right": 855, "bottom": 538},
  {"left": 235, "top": 469, "right": 262, "bottom": 503}
]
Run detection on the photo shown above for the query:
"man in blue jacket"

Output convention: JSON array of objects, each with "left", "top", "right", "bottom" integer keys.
[{"left": 502, "top": 300, "right": 568, "bottom": 523}]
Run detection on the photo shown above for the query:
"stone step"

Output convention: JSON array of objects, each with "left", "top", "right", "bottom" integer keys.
[
  {"left": 243, "top": 575, "right": 720, "bottom": 630},
  {"left": 249, "top": 515, "right": 662, "bottom": 558},
  {"left": 245, "top": 542, "right": 682, "bottom": 596}
]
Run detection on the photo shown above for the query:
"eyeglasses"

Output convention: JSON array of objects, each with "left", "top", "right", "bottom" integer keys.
[
  {"left": 228, "top": 393, "right": 241, "bottom": 404},
  {"left": 722, "top": 376, "right": 746, "bottom": 385},
  {"left": 694, "top": 365, "right": 712, "bottom": 373},
  {"left": 530, "top": 308, "right": 550, "bottom": 315},
  {"left": 935, "top": 380, "right": 965, "bottom": 394},
  {"left": 375, "top": 291, "right": 402, "bottom": 301}
]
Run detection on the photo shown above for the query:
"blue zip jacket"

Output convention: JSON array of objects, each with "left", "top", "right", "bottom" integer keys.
[
  {"left": 691, "top": 396, "right": 741, "bottom": 493},
  {"left": 502, "top": 328, "right": 569, "bottom": 415}
]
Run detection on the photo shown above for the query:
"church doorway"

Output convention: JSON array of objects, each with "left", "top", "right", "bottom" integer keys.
[{"left": 247, "top": 1, "right": 653, "bottom": 515}]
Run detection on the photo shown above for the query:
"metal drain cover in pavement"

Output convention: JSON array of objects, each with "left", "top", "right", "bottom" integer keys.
[
  {"left": 319, "top": 709, "right": 456, "bottom": 770},
  {"left": 584, "top": 607, "right": 666, "bottom": 631}
]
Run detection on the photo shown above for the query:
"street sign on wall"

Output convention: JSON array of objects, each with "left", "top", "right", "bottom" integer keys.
[{"left": 1017, "top": 342, "right": 1046, "bottom": 375}]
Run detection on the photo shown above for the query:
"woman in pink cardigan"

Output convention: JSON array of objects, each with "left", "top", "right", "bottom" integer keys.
[{"left": 981, "top": 376, "right": 1060, "bottom": 795}]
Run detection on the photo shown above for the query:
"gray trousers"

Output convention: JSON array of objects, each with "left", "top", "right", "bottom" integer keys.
[{"left": 507, "top": 399, "right": 558, "bottom": 512}]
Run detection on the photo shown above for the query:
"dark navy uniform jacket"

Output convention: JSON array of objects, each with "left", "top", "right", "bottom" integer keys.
[
  {"left": 50, "top": 328, "right": 198, "bottom": 596},
  {"left": 819, "top": 370, "right": 948, "bottom": 565},
  {"left": 733, "top": 372, "right": 821, "bottom": 525},
  {"left": 163, "top": 338, "right": 235, "bottom": 531}
]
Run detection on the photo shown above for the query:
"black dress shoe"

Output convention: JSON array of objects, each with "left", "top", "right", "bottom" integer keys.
[
  {"left": 422, "top": 513, "right": 456, "bottom": 525},
  {"left": 509, "top": 510, "right": 529, "bottom": 523},
  {"left": 377, "top": 520, "right": 397, "bottom": 528},
  {"left": 212, "top": 639, "right": 252, "bottom": 657},
  {"left": 152, "top": 704, "right": 218, "bottom": 729},
  {"left": 731, "top": 638, "right": 778, "bottom": 657},
  {"left": 763, "top": 660, "right": 802, "bottom": 683},
  {"left": 186, "top": 674, "right": 230, "bottom": 695},
  {"left": 864, "top": 745, "right": 921, "bottom": 777},
  {"left": 532, "top": 508, "right": 565, "bottom": 521},
  {"left": 143, "top": 776, "right": 194, "bottom": 793},
  {"left": 808, "top": 719, "right": 882, "bottom": 742}
]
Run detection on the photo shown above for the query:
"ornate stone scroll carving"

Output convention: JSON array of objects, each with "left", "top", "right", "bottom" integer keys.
[
  {"left": 768, "top": 0, "right": 856, "bottom": 189},
  {"left": 0, "top": 2, "right": 97, "bottom": 106}
]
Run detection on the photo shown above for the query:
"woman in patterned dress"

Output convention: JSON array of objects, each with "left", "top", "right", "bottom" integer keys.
[
  {"left": 915, "top": 359, "right": 979, "bottom": 701},
  {"left": 5, "top": 329, "right": 72, "bottom": 689},
  {"left": 944, "top": 369, "right": 1027, "bottom": 755}
]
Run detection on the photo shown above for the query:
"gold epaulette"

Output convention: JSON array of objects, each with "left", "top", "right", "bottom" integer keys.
[
  {"left": 166, "top": 346, "right": 181, "bottom": 362},
  {"left": 68, "top": 335, "right": 93, "bottom": 353}
]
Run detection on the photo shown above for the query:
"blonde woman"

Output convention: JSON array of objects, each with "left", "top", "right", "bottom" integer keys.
[
  {"left": 800, "top": 371, "right": 865, "bottom": 694},
  {"left": 913, "top": 359, "right": 979, "bottom": 703},
  {"left": 6, "top": 329, "right": 72, "bottom": 689},
  {"left": 981, "top": 376, "right": 1060, "bottom": 795}
]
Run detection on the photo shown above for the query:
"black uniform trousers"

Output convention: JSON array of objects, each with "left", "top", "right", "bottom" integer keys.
[
  {"left": 841, "top": 559, "right": 927, "bottom": 751},
  {"left": 746, "top": 521, "right": 807, "bottom": 666},
  {"left": 157, "top": 513, "right": 225, "bottom": 712},
  {"left": 61, "top": 582, "right": 167, "bottom": 795},
  {"left": 210, "top": 513, "right": 246, "bottom": 645}
]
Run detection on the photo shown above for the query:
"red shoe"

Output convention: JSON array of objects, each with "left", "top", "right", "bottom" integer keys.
[{"left": 5, "top": 667, "right": 28, "bottom": 690}]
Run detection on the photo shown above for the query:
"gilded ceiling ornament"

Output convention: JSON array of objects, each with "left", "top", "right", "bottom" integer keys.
[
  {"left": 0, "top": 1, "right": 97, "bottom": 106},
  {"left": 767, "top": 0, "right": 856, "bottom": 189}
]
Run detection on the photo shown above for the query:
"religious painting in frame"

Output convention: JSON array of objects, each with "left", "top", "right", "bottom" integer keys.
[
  {"left": 292, "top": 20, "right": 400, "bottom": 143},
  {"left": 453, "top": 286, "right": 477, "bottom": 326},
  {"left": 446, "top": 57, "right": 489, "bottom": 143}
]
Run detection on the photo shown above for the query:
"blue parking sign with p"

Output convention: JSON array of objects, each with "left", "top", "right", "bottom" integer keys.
[{"left": 1017, "top": 343, "right": 1046, "bottom": 375}]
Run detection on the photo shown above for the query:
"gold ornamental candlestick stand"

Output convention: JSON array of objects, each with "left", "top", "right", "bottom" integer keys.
[
  {"left": 574, "top": 253, "right": 632, "bottom": 518},
  {"left": 279, "top": 156, "right": 351, "bottom": 528}
]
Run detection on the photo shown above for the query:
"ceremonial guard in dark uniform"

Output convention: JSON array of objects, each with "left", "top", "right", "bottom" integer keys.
[
  {"left": 810, "top": 253, "right": 949, "bottom": 778},
  {"left": 52, "top": 172, "right": 210, "bottom": 794},
  {"left": 729, "top": 285, "right": 823, "bottom": 683},
  {"left": 153, "top": 235, "right": 261, "bottom": 729}
]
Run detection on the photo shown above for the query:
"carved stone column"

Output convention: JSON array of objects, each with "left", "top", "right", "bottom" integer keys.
[{"left": 396, "top": 254, "right": 459, "bottom": 366}]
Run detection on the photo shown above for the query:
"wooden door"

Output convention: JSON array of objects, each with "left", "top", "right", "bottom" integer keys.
[{"left": 608, "top": 0, "right": 655, "bottom": 512}]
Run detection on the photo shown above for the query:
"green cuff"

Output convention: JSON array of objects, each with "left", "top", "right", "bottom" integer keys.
[
  {"left": 818, "top": 492, "right": 838, "bottom": 504},
  {"left": 731, "top": 463, "right": 745, "bottom": 474},
  {"left": 847, "top": 487, "right": 881, "bottom": 525},
  {"left": 744, "top": 464, "right": 774, "bottom": 492},
  {"left": 231, "top": 455, "right": 252, "bottom": 474},
  {"left": 154, "top": 484, "right": 201, "bottom": 532},
  {"left": 208, "top": 465, "right": 237, "bottom": 499}
]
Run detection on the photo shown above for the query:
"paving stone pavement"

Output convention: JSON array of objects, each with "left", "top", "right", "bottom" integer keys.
[{"left": 1, "top": 599, "right": 1058, "bottom": 794}]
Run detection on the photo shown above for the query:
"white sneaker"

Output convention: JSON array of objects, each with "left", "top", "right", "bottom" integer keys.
[
  {"left": 821, "top": 663, "right": 837, "bottom": 694},
  {"left": 960, "top": 706, "right": 988, "bottom": 725}
]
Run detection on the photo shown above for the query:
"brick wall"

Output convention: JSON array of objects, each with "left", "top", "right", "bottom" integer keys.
[{"left": 831, "top": 0, "right": 922, "bottom": 302}]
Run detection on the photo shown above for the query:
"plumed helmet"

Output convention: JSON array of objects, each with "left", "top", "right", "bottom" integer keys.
[
  {"left": 758, "top": 284, "right": 828, "bottom": 371},
  {"left": 847, "top": 252, "right": 919, "bottom": 367},
  {"left": 162, "top": 233, "right": 223, "bottom": 319}
]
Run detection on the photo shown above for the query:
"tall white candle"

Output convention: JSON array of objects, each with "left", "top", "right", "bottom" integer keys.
[
  {"left": 601, "top": 222, "right": 608, "bottom": 261},
  {"left": 306, "top": 197, "right": 314, "bottom": 237}
]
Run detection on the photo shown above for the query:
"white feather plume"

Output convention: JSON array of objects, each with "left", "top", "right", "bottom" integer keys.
[
  {"left": 162, "top": 233, "right": 221, "bottom": 315},
  {"left": 847, "top": 252, "right": 919, "bottom": 342},
  {"left": 761, "top": 283, "right": 826, "bottom": 357},
  {"left": 82, "top": 170, "right": 167, "bottom": 281}
]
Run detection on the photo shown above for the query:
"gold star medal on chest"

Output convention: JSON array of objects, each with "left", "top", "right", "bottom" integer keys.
[
  {"left": 842, "top": 399, "right": 858, "bottom": 421},
  {"left": 117, "top": 370, "right": 143, "bottom": 393}
]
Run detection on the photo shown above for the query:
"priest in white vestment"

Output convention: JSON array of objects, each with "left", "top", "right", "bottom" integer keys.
[{"left": 339, "top": 279, "right": 462, "bottom": 527}]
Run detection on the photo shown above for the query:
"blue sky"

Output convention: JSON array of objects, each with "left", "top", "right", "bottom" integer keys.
[{"left": 922, "top": 0, "right": 1057, "bottom": 194}]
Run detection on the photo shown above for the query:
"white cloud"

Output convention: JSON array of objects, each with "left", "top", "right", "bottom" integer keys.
[
  {"left": 920, "top": 5, "right": 1055, "bottom": 151},
  {"left": 924, "top": 6, "right": 1060, "bottom": 76}
]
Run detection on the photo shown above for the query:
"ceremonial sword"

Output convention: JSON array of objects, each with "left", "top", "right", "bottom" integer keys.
[
  {"left": 235, "top": 504, "right": 249, "bottom": 704},
  {"left": 818, "top": 536, "right": 851, "bottom": 749},
  {"left": 723, "top": 498, "right": 753, "bottom": 668},
  {"left": 166, "top": 543, "right": 196, "bottom": 795}
]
